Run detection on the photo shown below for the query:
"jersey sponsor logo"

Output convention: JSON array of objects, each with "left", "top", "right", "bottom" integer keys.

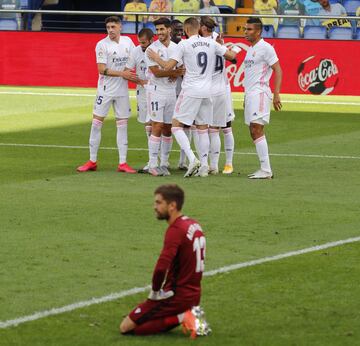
[
  {"left": 297, "top": 55, "right": 339, "bottom": 95},
  {"left": 135, "top": 308, "right": 141, "bottom": 314}
]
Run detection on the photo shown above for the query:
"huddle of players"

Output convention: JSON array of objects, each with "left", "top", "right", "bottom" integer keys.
[
  {"left": 131, "top": 16, "right": 238, "bottom": 177},
  {"left": 77, "top": 15, "right": 281, "bottom": 180}
]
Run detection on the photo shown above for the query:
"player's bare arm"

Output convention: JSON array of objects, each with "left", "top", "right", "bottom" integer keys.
[
  {"left": 271, "top": 61, "right": 282, "bottom": 111},
  {"left": 149, "top": 65, "right": 184, "bottom": 78},
  {"left": 147, "top": 49, "right": 178, "bottom": 71},
  {"left": 223, "top": 49, "right": 237, "bottom": 62},
  {"left": 97, "top": 63, "right": 140, "bottom": 83}
]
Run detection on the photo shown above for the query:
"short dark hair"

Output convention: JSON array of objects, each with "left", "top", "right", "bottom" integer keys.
[
  {"left": 246, "top": 17, "right": 263, "bottom": 32},
  {"left": 184, "top": 17, "right": 200, "bottom": 30},
  {"left": 200, "top": 16, "right": 218, "bottom": 31},
  {"left": 153, "top": 17, "right": 172, "bottom": 28},
  {"left": 154, "top": 184, "right": 185, "bottom": 211},
  {"left": 105, "top": 16, "right": 121, "bottom": 25},
  {"left": 171, "top": 19, "right": 183, "bottom": 26},
  {"left": 138, "top": 28, "right": 154, "bottom": 40}
]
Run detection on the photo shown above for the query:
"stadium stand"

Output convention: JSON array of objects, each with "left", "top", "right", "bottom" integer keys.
[
  {"left": 121, "top": 20, "right": 143, "bottom": 33},
  {"left": 0, "top": 18, "right": 18, "bottom": 29},
  {"left": 356, "top": 26, "right": 360, "bottom": 38},
  {"left": 262, "top": 24, "right": 275, "bottom": 38},
  {"left": 276, "top": 24, "right": 301, "bottom": 38},
  {"left": 342, "top": 0, "right": 360, "bottom": 15},
  {"left": 144, "top": 21, "right": 156, "bottom": 33},
  {"left": 328, "top": 26, "right": 353, "bottom": 39},
  {"left": 303, "top": 25, "right": 327, "bottom": 39}
]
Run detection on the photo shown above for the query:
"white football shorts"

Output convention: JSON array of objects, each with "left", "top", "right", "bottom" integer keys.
[
  {"left": 210, "top": 93, "right": 227, "bottom": 127},
  {"left": 174, "top": 91, "right": 212, "bottom": 126},
  {"left": 146, "top": 86, "right": 176, "bottom": 124},
  {"left": 225, "top": 84, "right": 235, "bottom": 123},
  {"left": 93, "top": 94, "right": 131, "bottom": 118},
  {"left": 244, "top": 92, "right": 271, "bottom": 126},
  {"left": 136, "top": 87, "right": 149, "bottom": 124}
]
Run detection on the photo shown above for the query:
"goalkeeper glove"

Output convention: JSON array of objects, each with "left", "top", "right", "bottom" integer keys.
[{"left": 148, "top": 289, "right": 174, "bottom": 301}]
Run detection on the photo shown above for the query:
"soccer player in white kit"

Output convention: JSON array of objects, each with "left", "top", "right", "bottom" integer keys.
[
  {"left": 77, "top": 16, "right": 139, "bottom": 173},
  {"left": 199, "top": 16, "right": 231, "bottom": 175},
  {"left": 145, "top": 17, "right": 185, "bottom": 177},
  {"left": 148, "top": 17, "right": 238, "bottom": 178},
  {"left": 243, "top": 18, "right": 282, "bottom": 179},
  {"left": 125, "top": 28, "right": 154, "bottom": 173}
]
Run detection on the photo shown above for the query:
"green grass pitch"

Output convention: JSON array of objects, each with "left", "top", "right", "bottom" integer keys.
[{"left": 0, "top": 86, "right": 359, "bottom": 345}]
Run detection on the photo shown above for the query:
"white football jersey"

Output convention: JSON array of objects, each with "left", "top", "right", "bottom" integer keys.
[
  {"left": 145, "top": 40, "right": 179, "bottom": 94},
  {"left": 171, "top": 35, "right": 227, "bottom": 98},
  {"left": 126, "top": 45, "right": 148, "bottom": 92},
  {"left": 210, "top": 32, "right": 227, "bottom": 96},
  {"left": 95, "top": 35, "right": 135, "bottom": 97},
  {"left": 243, "top": 39, "right": 278, "bottom": 96}
]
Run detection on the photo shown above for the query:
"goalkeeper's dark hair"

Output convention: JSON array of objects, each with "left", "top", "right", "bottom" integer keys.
[
  {"left": 246, "top": 17, "right": 263, "bottom": 32},
  {"left": 105, "top": 16, "right": 121, "bottom": 25},
  {"left": 153, "top": 17, "right": 172, "bottom": 28},
  {"left": 138, "top": 28, "right": 154, "bottom": 40},
  {"left": 155, "top": 184, "right": 185, "bottom": 211}
]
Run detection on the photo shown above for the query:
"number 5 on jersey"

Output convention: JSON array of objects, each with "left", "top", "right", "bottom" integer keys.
[{"left": 193, "top": 236, "right": 206, "bottom": 273}]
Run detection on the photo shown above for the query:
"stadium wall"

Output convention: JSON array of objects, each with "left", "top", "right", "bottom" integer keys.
[{"left": 1, "top": 31, "right": 359, "bottom": 96}]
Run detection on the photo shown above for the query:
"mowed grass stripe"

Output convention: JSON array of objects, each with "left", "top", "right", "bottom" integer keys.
[
  {"left": 1, "top": 236, "right": 359, "bottom": 330},
  {"left": 0, "top": 142, "right": 360, "bottom": 160},
  {"left": 1, "top": 91, "right": 360, "bottom": 106}
]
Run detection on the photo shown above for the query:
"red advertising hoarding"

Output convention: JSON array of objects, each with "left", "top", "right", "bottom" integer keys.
[{"left": 0, "top": 31, "right": 359, "bottom": 95}]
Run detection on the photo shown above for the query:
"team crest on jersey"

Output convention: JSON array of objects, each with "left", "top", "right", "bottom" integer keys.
[{"left": 113, "top": 51, "right": 117, "bottom": 55}]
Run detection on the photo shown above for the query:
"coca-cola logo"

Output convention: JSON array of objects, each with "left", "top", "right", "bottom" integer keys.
[
  {"left": 224, "top": 42, "right": 249, "bottom": 88},
  {"left": 297, "top": 56, "right": 339, "bottom": 95}
]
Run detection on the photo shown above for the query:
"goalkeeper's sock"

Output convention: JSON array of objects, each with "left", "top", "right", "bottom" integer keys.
[
  {"left": 89, "top": 118, "right": 103, "bottom": 162},
  {"left": 133, "top": 317, "right": 179, "bottom": 335}
]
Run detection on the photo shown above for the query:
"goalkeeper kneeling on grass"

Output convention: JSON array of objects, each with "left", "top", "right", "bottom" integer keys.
[{"left": 119, "top": 184, "right": 211, "bottom": 338}]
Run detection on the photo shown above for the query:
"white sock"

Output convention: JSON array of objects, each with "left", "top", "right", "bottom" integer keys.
[
  {"left": 116, "top": 119, "right": 128, "bottom": 164},
  {"left": 148, "top": 135, "right": 161, "bottom": 168},
  {"left": 209, "top": 128, "right": 221, "bottom": 170},
  {"left": 197, "top": 129, "right": 210, "bottom": 167},
  {"left": 254, "top": 135, "right": 271, "bottom": 173},
  {"left": 223, "top": 127, "right": 234, "bottom": 165},
  {"left": 179, "top": 127, "right": 191, "bottom": 165},
  {"left": 177, "top": 313, "right": 185, "bottom": 323},
  {"left": 160, "top": 135, "right": 173, "bottom": 167},
  {"left": 145, "top": 125, "right": 152, "bottom": 138},
  {"left": 171, "top": 127, "right": 196, "bottom": 163},
  {"left": 191, "top": 125, "right": 200, "bottom": 158},
  {"left": 89, "top": 118, "right": 103, "bottom": 162}
]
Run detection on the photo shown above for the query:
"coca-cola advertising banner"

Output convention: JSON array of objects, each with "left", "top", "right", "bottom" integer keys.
[{"left": 1, "top": 31, "right": 359, "bottom": 96}]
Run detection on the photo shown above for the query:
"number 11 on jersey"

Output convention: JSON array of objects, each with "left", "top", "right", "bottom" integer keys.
[{"left": 193, "top": 236, "right": 206, "bottom": 273}]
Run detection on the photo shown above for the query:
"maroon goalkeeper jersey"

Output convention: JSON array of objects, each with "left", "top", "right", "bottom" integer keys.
[{"left": 152, "top": 215, "right": 206, "bottom": 303}]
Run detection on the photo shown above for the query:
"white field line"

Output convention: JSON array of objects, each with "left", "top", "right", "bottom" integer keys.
[
  {"left": 0, "top": 91, "right": 359, "bottom": 106},
  {"left": 1, "top": 236, "right": 359, "bottom": 329},
  {"left": 1, "top": 142, "right": 360, "bottom": 160}
]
